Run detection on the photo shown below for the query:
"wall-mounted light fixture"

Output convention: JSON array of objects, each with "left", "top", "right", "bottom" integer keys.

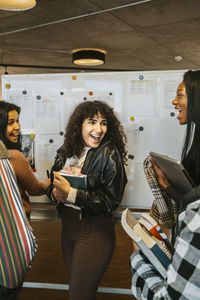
[
  {"left": 0, "top": 0, "right": 36, "bottom": 11},
  {"left": 72, "top": 48, "right": 106, "bottom": 66}
]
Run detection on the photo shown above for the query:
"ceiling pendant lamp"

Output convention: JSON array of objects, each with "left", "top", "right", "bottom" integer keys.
[
  {"left": 72, "top": 48, "right": 106, "bottom": 66},
  {"left": 0, "top": 0, "right": 36, "bottom": 11}
]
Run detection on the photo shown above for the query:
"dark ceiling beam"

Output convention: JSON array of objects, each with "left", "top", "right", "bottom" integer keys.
[
  {"left": 0, "top": 63, "right": 132, "bottom": 72},
  {"left": 0, "top": 0, "right": 152, "bottom": 36}
]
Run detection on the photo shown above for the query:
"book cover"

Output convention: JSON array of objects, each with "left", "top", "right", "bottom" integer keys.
[
  {"left": 121, "top": 208, "right": 172, "bottom": 278},
  {"left": 139, "top": 213, "right": 174, "bottom": 254},
  {"left": 139, "top": 214, "right": 162, "bottom": 240},
  {"left": 59, "top": 171, "right": 87, "bottom": 189},
  {"left": 133, "top": 223, "right": 170, "bottom": 269}
]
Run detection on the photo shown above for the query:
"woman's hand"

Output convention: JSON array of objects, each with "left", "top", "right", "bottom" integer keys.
[
  {"left": 52, "top": 187, "right": 70, "bottom": 203},
  {"left": 132, "top": 241, "right": 140, "bottom": 251},
  {"left": 150, "top": 158, "right": 170, "bottom": 190},
  {"left": 44, "top": 177, "right": 51, "bottom": 185},
  {"left": 53, "top": 172, "right": 71, "bottom": 201}
]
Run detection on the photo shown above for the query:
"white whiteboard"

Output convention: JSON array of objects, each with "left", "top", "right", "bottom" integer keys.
[{"left": 1, "top": 70, "right": 186, "bottom": 208}]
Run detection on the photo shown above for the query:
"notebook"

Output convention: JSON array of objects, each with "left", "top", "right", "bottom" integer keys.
[
  {"left": 150, "top": 151, "right": 195, "bottom": 194},
  {"left": 59, "top": 170, "right": 87, "bottom": 189}
]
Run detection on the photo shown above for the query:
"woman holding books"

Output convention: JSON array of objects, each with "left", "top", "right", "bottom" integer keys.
[
  {"left": 0, "top": 101, "right": 50, "bottom": 219},
  {"left": 152, "top": 73, "right": 200, "bottom": 194},
  {"left": 151, "top": 70, "right": 200, "bottom": 234},
  {"left": 47, "top": 100, "right": 127, "bottom": 300},
  {"left": 130, "top": 70, "right": 200, "bottom": 298}
]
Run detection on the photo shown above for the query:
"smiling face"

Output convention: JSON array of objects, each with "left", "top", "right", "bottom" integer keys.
[
  {"left": 81, "top": 112, "right": 107, "bottom": 148},
  {"left": 6, "top": 110, "right": 21, "bottom": 143},
  {"left": 172, "top": 81, "right": 188, "bottom": 125}
]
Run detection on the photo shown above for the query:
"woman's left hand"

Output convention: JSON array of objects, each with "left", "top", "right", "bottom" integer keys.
[
  {"left": 132, "top": 241, "right": 140, "bottom": 252},
  {"left": 53, "top": 172, "right": 71, "bottom": 198},
  {"left": 53, "top": 188, "right": 70, "bottom": 203},
  {"left": 150, "top": 158, "right": 170, "bottom": 190}
]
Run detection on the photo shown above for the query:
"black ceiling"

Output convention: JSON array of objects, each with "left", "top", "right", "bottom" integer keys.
[{"left": 0, "top": 0, "right": 200, "bottom": 74}]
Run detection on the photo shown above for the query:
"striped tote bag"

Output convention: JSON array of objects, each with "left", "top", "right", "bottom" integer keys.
[{"left": 0, "top": 140, "right": 37, "bottom": 288}]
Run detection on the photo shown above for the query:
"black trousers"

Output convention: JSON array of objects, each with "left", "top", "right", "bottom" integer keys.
[{"left": 61, "top": 206, "right": 116, "bottom": 300}]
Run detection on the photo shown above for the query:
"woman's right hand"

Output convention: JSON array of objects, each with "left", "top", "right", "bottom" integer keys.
[
  {"left": 52, "top": 172, "right": 71, "bottom": 203},
  {"left": 150, "top": 158, "right": 170, "bottom": 190}
]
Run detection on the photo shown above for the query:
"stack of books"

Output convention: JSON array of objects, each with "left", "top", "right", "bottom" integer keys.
[{"left": 121, "top": 208, "right": 174, "bottom": 278}]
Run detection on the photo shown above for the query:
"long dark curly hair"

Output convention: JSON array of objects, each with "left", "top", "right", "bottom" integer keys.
[
  {"left": 0, "top": 101, "right": 22, "bottom": 150},
  {"left": 63, "top": 100, "right": 127, "bottom": 164},
  {"left": 181, "top": 70, "right": 200, "bottom": 184}
]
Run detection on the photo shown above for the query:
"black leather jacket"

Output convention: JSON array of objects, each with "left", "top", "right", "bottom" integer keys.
[{"left": 47, "top": 140, "right": 127, "bottom": 217}]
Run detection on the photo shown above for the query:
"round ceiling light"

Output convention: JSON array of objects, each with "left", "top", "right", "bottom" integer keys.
[
  {"left": 72, "top": 48, "right": 106, "bottom": 66},
  {"left": 0, "top": 0, "right": 36, "bottom": 11}
]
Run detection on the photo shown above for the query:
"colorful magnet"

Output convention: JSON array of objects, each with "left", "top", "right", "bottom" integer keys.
[
  {"left": 30, "top": 133, "right": 35, "bottom": 139},
  {"left": 5, "top": 83, "right": 11, "bottom": 89}
]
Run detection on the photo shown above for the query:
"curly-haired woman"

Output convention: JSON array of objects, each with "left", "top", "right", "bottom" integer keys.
[{"left": 47, "top": 100, "right": 127, "bottom": 300}]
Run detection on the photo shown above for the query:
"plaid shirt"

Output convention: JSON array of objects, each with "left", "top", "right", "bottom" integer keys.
[{"left": 130, "top": 199, "right": 200, "bottom": 300}]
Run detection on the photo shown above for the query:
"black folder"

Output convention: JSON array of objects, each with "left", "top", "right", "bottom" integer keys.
[{"left": 150, "top": 151, "right": 195, "bottom": 194}]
